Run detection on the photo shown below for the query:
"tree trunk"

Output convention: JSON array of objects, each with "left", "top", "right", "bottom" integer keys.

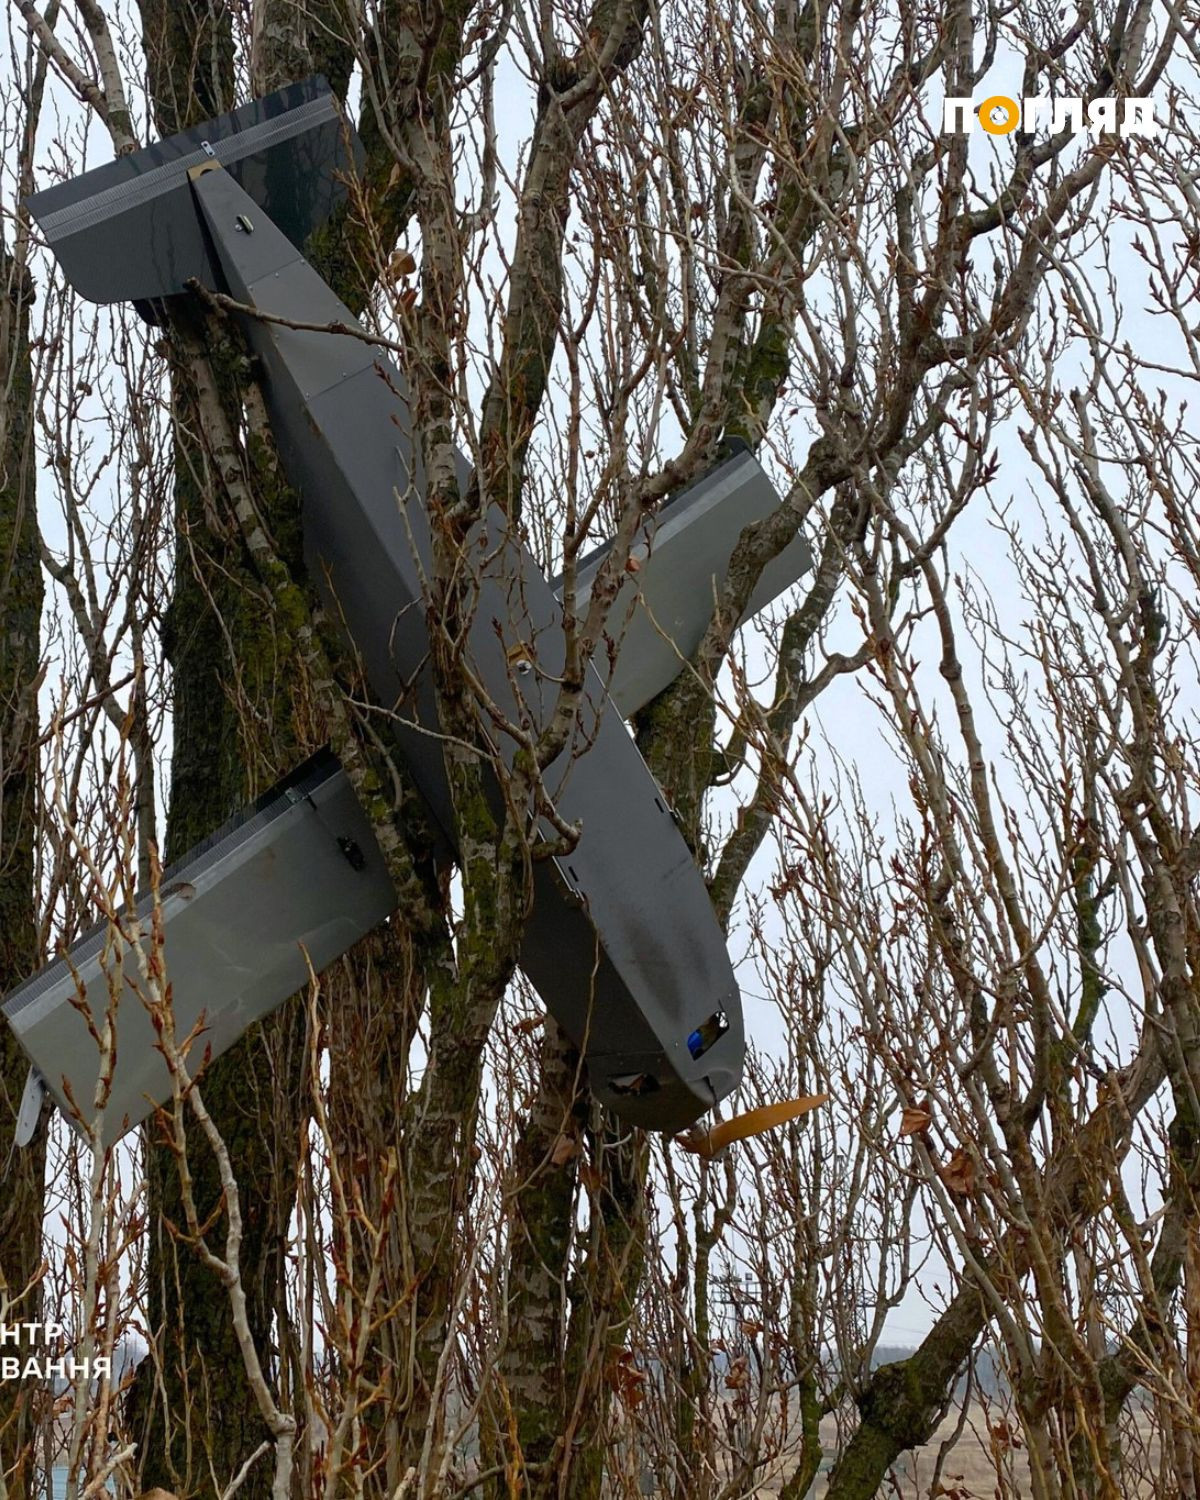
[
  {"left": 124, "top": 8, "right": 369, "bottom": 1489},
  {"left": 490, "top": 1020, "right": 583, "bottom": 1495},
  {"left": 0, "top": 240, "right": 47, "bottom": 1500},
  {"left": 125, "top": 289, "right": 310, "bottom": 1499}
]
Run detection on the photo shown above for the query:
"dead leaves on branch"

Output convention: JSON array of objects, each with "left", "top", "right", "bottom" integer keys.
[
  {"left": 549, "top": 1132, "right": 579, "bottom": 1167},
  {"left": 385, "top": 248, "right": 415, "bottom": 281},
  {"left": 605, "top": 1347, "right": 647, "bottom": 1409},
  {"left": 896, "top": 1098, "right": 977, "bottom": 1197},
  {"left": 898, "top": 1101, "right": 933, "bottom": 1137},
  {"left": 385, "top": 248, "right": 417, "bottom": 313},
  {"left": 938, "top": 1146, "right": 976, "bottom": 1197}
]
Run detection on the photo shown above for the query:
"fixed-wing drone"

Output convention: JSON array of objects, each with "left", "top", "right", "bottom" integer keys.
[{"left": 3, "top": 79, "right": 811, "bottom": 1148}]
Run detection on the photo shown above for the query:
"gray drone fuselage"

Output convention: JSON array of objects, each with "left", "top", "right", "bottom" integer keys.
[
  {"left": 186, "top": 160, "right": 744, "bottom": 1133},
  {"left": 8, "top": 79, "right": 812, "bottom": 1144}
]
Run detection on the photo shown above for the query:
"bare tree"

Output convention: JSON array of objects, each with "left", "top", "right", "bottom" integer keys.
[
  {"left": 3, "top": 0, "right": 1200, "bottom": 1498},
  {"left": 0, "top": 16, "right": 51, "bottom": 1494}
]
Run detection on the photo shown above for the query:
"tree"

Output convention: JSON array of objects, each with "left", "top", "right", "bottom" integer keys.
[
  {"left": 0, "top": 105, "right": 46, "bottom": 1500},
  {"left": 3, "top": 0, "right": 1199, "bottom": 1497}
]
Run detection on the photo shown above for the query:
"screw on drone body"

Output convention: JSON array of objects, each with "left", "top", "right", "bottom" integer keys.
[{"left": 506, "top": 642, "right": 535, "bottom": 676}]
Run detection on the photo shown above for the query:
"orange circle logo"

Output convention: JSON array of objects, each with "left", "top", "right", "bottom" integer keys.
[{"left": 978, "top": 95, "right": 1019, "bottom": 134}]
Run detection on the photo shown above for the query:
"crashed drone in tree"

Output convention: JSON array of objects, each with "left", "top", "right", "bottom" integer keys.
[{"left": 3, "top": 79, "right": 812, "bottom": 1148}]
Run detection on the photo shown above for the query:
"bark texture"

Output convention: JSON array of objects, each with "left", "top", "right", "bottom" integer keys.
[
  {"left": 0, "top": 240, "right": 46, "bottom": 1500},
  {"left": 122, "top": 14, "right": 312, "bottom": 1478}
]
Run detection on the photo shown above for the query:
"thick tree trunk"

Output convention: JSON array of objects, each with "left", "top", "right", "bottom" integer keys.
[
  {"left": 121, "top": 16, "right": 272, "bottom": 1487},
  {"left": 123, "top": 10, "right": 366, "bottom": 1490},
  {"left": 125, "top": 295, "right": 310, "bottom": 1500},
  {"left": 489, "top": 1020, "right": 583, "bottom": 1494},
  {"left": 0, "top": 242, "right": 47, "bottom": 1500},
  {"left": 560, "top": 1129, "right": 650, "bottom": 1500}
]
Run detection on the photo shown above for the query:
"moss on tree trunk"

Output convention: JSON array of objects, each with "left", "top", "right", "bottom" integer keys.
[
  {"left": 123, "top": 293, "right": 308, "bottom": 1500},
  {"left": 0, "top": 242, "right": 47, "bottom": 1500}
]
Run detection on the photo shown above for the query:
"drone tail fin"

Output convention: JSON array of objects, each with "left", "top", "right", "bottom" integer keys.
[{"left": 25, "top": 76, "right": 360, "bottom": 318}]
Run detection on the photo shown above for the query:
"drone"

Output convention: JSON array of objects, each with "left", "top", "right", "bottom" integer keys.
[{"left": 3, "top": 79, "right": 811, "bottom": 1148}]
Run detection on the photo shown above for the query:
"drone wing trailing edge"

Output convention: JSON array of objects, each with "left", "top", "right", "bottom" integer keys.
[
  {"left": 10, "top": 79, "right": 811, "bottom": 1144},
  {"left": 3, "top": 751, "right": 395, "bottom": 1147}
]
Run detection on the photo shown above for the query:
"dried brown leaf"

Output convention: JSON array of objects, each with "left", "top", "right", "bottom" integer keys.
[
  {"left": 899, "top": 1105, "right": 933, "bottom": 1136},
  {"left": 387, "top": 248, "right": 416, "bottom": 279},
  {"left": 939, "top": 1146, "right": 976, "bottom": 1196}
]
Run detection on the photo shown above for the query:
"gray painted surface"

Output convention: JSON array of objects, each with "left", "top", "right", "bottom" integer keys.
[
  {"left": 562, "top": 447, "right": 813, "bottom": 718},
  {"left": 189, "top": 163, "right": 742, "bottom": 1130},
  {"left": 26, "top": 78, "right": 359, "bottom": 316},
  {"left": 9, "top": 83, "right": 802, "bottom": 1136},
  {"left": 2, "top": 751, "right": 395, "bottom": 1146}
]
